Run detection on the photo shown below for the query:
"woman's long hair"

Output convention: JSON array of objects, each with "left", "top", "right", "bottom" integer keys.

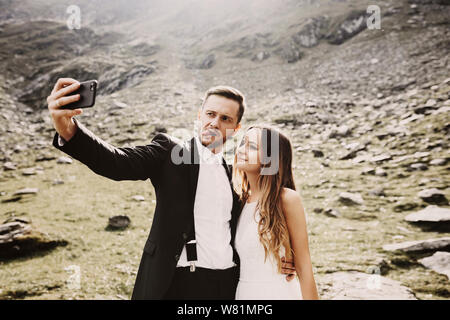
[{"left": 232, "top": 124, "right": 296, "bottom": 273}]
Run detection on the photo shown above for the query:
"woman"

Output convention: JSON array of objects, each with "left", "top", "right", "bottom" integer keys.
[{"left": 233, "top": 124, "right": 319, "bottom": 300}]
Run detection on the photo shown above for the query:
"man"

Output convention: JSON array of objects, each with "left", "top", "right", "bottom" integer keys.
[{"left": 47, "top": 78, "right": 295, "bottom": 299}]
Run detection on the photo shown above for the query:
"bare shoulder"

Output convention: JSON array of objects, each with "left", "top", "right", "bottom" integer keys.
[{"left": 281, "top": 188, "right": 304, "bottom": 217}]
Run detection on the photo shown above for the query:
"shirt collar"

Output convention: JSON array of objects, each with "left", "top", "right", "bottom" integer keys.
[{"left": 194, "top": 136, "right": 224, "bottom": 165}]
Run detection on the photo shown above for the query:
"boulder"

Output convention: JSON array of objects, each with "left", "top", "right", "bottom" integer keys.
[
  {"left": 319, "top": 271, "right": 416, "bottom": 300},
  {"left": 418, "top": 251, "right": 450, "bottom": 280},
  {"left": 429, "top": 158, "right": 447, "bottom": 166},
  {"left": 186, "top": 53, "right": 216, "bottom": 69},
  {"left": 3, "top": 162, "right": 17, "bottom": 171},
  {"left": 57, "top": 156, "right": 73, "bottom": 164},
  {"left": 277, "top": 41, "right": 303, "bottom": 63},
  {"left": 370, "top": 153, "right": 392, "bottom": 163},
  {"left": 0, "top": 218, "right": 68, "bottom": 259},
  {"left": 292, "top": 16, "right": 329, "bottom": 48},
  {"left": 326, "top": 10, "right": 369, "bottom": 45},
  {"left": 13, "top": 188, "right": 38, "bottom": 196},
  {"left": 405, "top": 205, "right": 450, "bottom": 223},
  {"left": 324, "top": 208, "right": 341, "bottom": 218},
  {"left": 252, "top": 51, "right": 270, "bottom": 62},
  {"left": 312, "top": 149, "right": 324, "bottom": 157},
  {"left": 107, "top": 215, "right": 131, "bottom": 230},
  {"left": 339, "top": 192, "right": 364, "bottom": 205},
  {"left": 382, "top": 237, "right": 450, "bottom": 253},
  {"left": 131, "top": 195, "right": 145, "bottom": 202},
  {"left": 405, "top": 205, "right": 450, "bottom": 231},
  {"left": 417, "top": 188, "right": 448, "bottom": 205}
]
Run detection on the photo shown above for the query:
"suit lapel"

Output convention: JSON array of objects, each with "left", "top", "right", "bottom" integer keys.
[
  {"left": 221, "top": 158, "right": 232, "bottom": 182},
  {"left": 186, "top": 137, "right": 200, "bottom": 214}
]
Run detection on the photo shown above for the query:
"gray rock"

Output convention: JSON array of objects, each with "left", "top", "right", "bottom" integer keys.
[
  {"left": 418, "top": 188, "right": 448, "bottom": 205},
  {"left": 405, "top": 205, "right": 450, "bottom": 223},
  {"left": 57, "top": 156, "right": 73, "bottom": 164},
  {"left": 13, "top": 145, "right": 25, "bottom": 153},
  {"left": 319, "top": 271, "right": 416, "bottom": 300},
  {"left": 412, "top": 151, "right": 430, "bottom": 159},
  {"left": 382, "top": 237, "right": 450, "bottom": 253},
  {"left": 107, "top": 215, "right": 131, "bottom": 230},
  {"left": 52, "top": 179, "right": 64, "bottom": 185},
  {"left": 22, "top": 168, "right": 36, "bottom": 176},
  {"left": 430, "top": 158, "right": 447, "bottom": 166},
  {"left": 0, "top": 218, "right": 68, "bottom": 259},
  {"left": 130, "top": 42, "right": 159, "bottom": 56},
  {"left": 187, "top": 53, "right": 216, "bottom": 69},
  {"left": 35, "top": 154, "right": 56, "bottom": 162},
  {"left": 131, "top": 195, "right": 145, "bottom": 202},
  {"left": 324, "top": 208, "right": 341, "bottom": 218},
  {"left": 370, "top": 154, "right": 392, "bottom": 163},
  {"left": 113, "top": 100, "right": 128, "bottom": 109},
  {"left": 369, "top": 188, "right": 386, "bottom": 197},
  {"left": 252, "top": 51, "right": 270, "bottom": 62},
  {"left": 328, "top": 125, "right": 351, "bottom": 138},
  {"left": 339, "top": 149, "right": 358, "bottom": 160},
  {"left": 339, "top": 192, "right": 364, "bottom": 205},
  {"left": 312, "top": 149, "right": 324, "bottom": 157},
  {"left": 326, "top": 10, "right": 369, "bottom": 45},
  {"left": 414, "top": 99, "right": 440, "bottom": 114},
  {"left": 361, "top": 167, "right": 375, "bottom": 175},
  {"left": 292, "top": 16, "right": 329, "bottom": 48},
  {"left": 375, "top": 167, "right": 387, "bottom": 177},
  {"left": 3, "top": 162, "right": 17, "bottom": 171},
  {"left": 409, "top": 162, "right": 428, "bottom": 171},
  {"left": 278, "top": 41, "right": 302, "bottom": 63},
  {"left": 13, "top": 188, "right": 39, "bottom": 195},
  {"left": 394, "top": 202, "right": 418, "bottom": 212},
  {"left": 425, "top": 99, "right": 437, "bottom": 107},
  {"left": 100, "top": 64, "right": 156, "bottom": 94},
  {"left": 418, "top": 251, "right": 450, "bottom": 280}
]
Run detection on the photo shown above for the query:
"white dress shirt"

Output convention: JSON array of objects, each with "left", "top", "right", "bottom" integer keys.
[{"left": 176, "top": 136, "right": 235, "bottom": 269}]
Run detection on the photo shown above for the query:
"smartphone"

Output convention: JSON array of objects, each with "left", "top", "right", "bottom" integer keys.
[{"left": 60, "top": 80, "right": 98, "bottom": 110}]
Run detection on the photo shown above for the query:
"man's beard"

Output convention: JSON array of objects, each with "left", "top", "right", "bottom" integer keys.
[{"left": 205, "top": 136, "right": 224, "bottom": 151}]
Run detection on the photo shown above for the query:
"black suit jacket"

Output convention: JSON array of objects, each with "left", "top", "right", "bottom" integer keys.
[{"left": 52, "top": 118, "right": 243, "bottom": 299}]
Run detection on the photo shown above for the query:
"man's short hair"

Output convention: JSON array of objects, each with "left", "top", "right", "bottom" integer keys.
[{"left": 202, "top": 85, "right": 246, "bottom": 124}]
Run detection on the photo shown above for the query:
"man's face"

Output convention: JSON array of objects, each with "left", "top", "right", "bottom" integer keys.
[{"left": 198, "top": 94, "right": 241, "bottom": 152}]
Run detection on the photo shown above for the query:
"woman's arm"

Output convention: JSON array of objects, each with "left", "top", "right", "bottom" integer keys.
[{"left": 282, "top": 188, "right": 320, "bottom": 300}]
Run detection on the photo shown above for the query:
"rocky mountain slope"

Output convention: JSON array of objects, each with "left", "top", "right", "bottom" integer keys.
[{"left": 0, "top": 0, "right": 449, "bottom": 299}]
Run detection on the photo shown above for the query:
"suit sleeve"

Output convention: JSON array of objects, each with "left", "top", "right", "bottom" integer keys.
[{"left": 52, "top": 117, "right": 172, "bottom": 181}]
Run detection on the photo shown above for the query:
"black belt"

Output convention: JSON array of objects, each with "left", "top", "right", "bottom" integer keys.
[{"left": 175, "top": 266, "right": 238, "bottom": 278}]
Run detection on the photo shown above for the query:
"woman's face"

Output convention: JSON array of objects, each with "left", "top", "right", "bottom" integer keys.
[{"left": 235, "top": 128, "right": 261, "bottom": 174}]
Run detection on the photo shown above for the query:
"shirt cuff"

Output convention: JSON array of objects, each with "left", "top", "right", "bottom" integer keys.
[{"left": 58, "top": 135, "right": 67, "bottom": 146}]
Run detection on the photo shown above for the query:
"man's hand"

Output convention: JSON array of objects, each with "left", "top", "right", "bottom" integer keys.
[
  {"left": 47, "top": 78, "right": 83, "bottom": 142},
  {"left": 281, "top": 256, "right": 297, "bottom": 281}
]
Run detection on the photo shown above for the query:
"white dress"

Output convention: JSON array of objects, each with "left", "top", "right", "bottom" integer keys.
[{"left": 235, "top": 201, "right": 303, "bottom": 300}]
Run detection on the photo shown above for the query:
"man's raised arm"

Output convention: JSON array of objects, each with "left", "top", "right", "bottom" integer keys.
[{"left": 47, "top": 78, "right": 172, "bottom": 181}]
